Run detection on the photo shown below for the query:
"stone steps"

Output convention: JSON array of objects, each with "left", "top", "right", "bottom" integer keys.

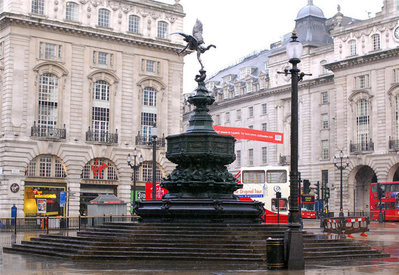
[{"left": 3, "top": 222, "right": 389, "bottom": 265}]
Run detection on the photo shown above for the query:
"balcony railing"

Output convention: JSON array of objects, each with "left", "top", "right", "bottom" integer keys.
[
  {"left": 350, "top": 139, "right": 374, "bottom": 154},
  {"left": 135, "top": 133, "right": 166, "bottom": 148},
  {"left": 31, "top": 122, "right": 66, "bottom": 139},
  {"left": 86, "top": 127, "right": 118, "bottom": 144},
  {"left": 279, "top": 155, "right": 290, "bottom": 165},
  {"left": 389, "top": 137, "right": 399, "bottom": 151}
]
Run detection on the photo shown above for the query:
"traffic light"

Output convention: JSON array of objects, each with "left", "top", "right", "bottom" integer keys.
[
  {"left": 325, "top": 187, "right": 330, "bottom": 199},
  {"left": 377, "top": 183, "right": 385, "bottom": 200},
  {"left": 315, "top": 181, "right": 320, "bottom": 200},
  {"left": 303, "top": 179, "right": 310, "bottom": 194}
]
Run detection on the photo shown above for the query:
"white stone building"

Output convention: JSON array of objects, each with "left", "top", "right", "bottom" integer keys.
[
  {"left": 183, "top": 0, "right": 399, "bottom": 214},
  {"left": 0, "top": 0, "right": 185, "bottom": 217}
]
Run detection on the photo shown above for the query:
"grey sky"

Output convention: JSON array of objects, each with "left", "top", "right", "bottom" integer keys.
[{"left": 162, "top": 0, "right": 382, "bottom": 92}]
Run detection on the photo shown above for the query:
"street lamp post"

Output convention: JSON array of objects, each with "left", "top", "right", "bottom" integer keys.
[
  {"left": 285, "top": 30, "right": 306, "bottom": 270},
  {"left": 127, "top": 148, "right": 143, "bottom": 213},
  {"left": 151, "top": 123, "right": 158, "bottom": 201},
  {"left": 333, "top": 150, "right": 350, "bottom": 218}
]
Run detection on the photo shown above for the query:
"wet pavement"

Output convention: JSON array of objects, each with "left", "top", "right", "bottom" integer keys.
[{"left": 0, "top": 220, "right": 398, "bottom": 275}]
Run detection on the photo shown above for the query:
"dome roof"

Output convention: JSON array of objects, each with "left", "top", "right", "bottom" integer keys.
[{"left": 296, "top": 0, "right": 325, "bottom": 20}]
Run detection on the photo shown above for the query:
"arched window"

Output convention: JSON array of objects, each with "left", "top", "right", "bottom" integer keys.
[
  {"left": 32, "top": 0, "right": 44, "bottom": 14},
  {"left": 157, "top": 21, "right": 168, "bottom": 39},
  {"left": 349, "top": 40, "right": 356, "bottom": 56},
  {"left": 91, "top": 80, "right": 110, "bottom": 141},
  {"left": 66, "top": 2, "right": 79, "bottom": 21},
  {"left": 38, "top": 73, "right": 59, "bottom": 135},
  {"left": 372, "top": 34, "right": 380, "bottom": 51},
  {"left": 26, "top": 155, "right": 67, "bottom": 178},
  {"left": 128, "top": 15, "right": 139, "bottom": 33},
  {"left": 356, "top": 99, "right": 370, "bottom": 150},
  {"left": 81, "top": 158, "right": 118, "bottom": 180},
  {"left": 98, "top": 8, "right": 110, "bottom": 27}
]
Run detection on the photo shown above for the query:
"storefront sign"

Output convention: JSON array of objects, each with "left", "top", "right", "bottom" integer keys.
[
  {"left": 34, "top": 194, "right": 56, "bottom": 199},
  {"left": 37, "top": 199, "right": 47, "bottom": 213},
  {"left": 10, "top": 183, "right": 20, "bottom": 193},
  {"left": 145, "top": 182, "right": 168, "bottom": 200},
  {"left": 91, "top": 159, "right": 109, "bottom": 178},
  {"left": 213, "top": 126, "right": 284, "bottom": 144}
]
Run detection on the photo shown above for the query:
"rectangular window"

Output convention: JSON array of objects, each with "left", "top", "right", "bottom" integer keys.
[
  {"left": 262, "top": 103, "right": 267, "bottom": 115},
  {"left": 225, "top": 112, "right": 230, "bottom": 123},
  {"left": 356, "top": 75, "right": 369, "bottom": 89},
  {"left": 321, "top": 114, "right": 329, "bottom": 129},
  {"left": 141, "top": 59, "right": 160, "bottom": 75},
  {"left": 0, "top": 42, "right": 3, "bottom": 59},
  {"left": 394, "top": 69, "right": 399, "bottom": 83},
  {"left": 349, "top": 40, "right": 356, "bottom": 56},
  {"left": 32, "top": 0, "right": 44, "bottom": 15},
  {"left": 248, "top": 106, "right": 254, "bottom": 118},
  {"left": 141, "top": 112, "right": 157, "bottom": 141},
  {"left": 236, "top": 150, "right": 241, "bottom": 168},
  {"left": 65, "top": 2, "right": 79, "bottom": 21},
  {"left": 55, "top": 159, "right": 66, "bottom": 178},
  {"left": 92, "top": 107, "right": 110, "bottom": 139},
  {"left": 321, "top": 92, "right": 328, "bottom": 104},
  {"left": 321, "top": 170, "right": 328, "bottom": 185},
  {"left": 321, "top": 140, "right": 329, "bottom": 160},
  {"left": 39, "top": 155, "right": 51, "bottom": 177},
  {"left": 98, "top": 9, "right": 110, "bottom": 27},
  {"left": 93, "top": 51, "right": 113, "bottom": 68},
  {"left": 128, "top": 15, "right": 139, "bottom": 33},
  {"left": 215, "top": 114, "right": 220, "bottom": 125},
  {"left": 248, "top": 149, "right": 254, "bottom": 166},
  {"left": 39, "top": 42, "right": 62, "bottom": 60},
  {"left": 247, "top": 82, "right": 252, "bottom": 93},
  {"left": 157, "top": 21, "right": 168, "bottom": 39},
  {"left": 98, "top": 52, "right": 107, "bottom": 64},
  {"left": 262, "top": 147, "right": 267, "bottom": 164},
  {"left": 27, "top": 159, "right": 36, "bottom": 177},
  {"left": 262, "top": 123, "right": 267, "bottom": 131},
  {"left": 236, "top": 109, "right": 241, "bottom": 121},
  {"left": 373, "top": 34, "right": 380, "bottom": 51}
]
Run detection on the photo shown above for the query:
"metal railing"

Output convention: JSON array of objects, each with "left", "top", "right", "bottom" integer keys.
[
  {"left": 135, "top": 133, "right": 166, "bottom": 148},
  {"left": 86, "top": 127, "right": 118, "bottom": 144},
  {"left": 0, "top": 215, "right": 137, "bottom": 233},
  {"left": 31, "top": 122, "right": 66, "bottom": 139},
  {"left": 389, "top": 137, "right": 399, "bottom": 151},
  {"left": 350, "top": 140, "right": 374, "bottom": 153}
]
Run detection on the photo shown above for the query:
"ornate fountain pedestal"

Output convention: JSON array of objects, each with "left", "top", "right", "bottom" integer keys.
[{"left": 135, "top": 71, "right": 264, "bottom": 223}]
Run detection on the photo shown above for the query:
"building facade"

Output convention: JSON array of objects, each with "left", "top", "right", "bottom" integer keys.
[
  {"left": 0, "top": 0, "right": 185, "bottom": 217},
  {"left": 183, "top": 0, "right": 399, "bottom": 214}
]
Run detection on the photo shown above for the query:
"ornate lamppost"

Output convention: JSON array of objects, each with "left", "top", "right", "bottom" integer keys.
[
  {"left": 151, "top": 123, "right": 158, "bottom": 200},
  {"left": 127, "top": 148, "right": 143, "bottom": 213},
  {"left": 284, "top": 30, "right": 307, "bottom": 270},
  {"left": 333, "top": 150, "right": 349, "bottom": 217}
]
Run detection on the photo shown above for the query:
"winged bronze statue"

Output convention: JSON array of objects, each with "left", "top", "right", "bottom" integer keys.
[{"left": 172, "top": 19, "right": 216, "bottom": 71}]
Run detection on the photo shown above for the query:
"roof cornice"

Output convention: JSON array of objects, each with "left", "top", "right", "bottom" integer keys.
[
  {"left": 0, "top": 13, "right": 185, "bottom": 53},
  {"left": 325, "top": 48, "right": 399, "bottom": 72}
]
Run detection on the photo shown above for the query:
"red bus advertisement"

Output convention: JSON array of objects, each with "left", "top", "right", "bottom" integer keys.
[{"left": 370, "top": 181, "right": 399, "bottom": 221}]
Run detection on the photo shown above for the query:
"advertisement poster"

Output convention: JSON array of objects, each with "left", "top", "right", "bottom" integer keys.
[
  {"left": 213, "top": 125, "right": 284, "bottom": 144},
  {"left": 37, "top": 199, "right": 47, "bottom": 214},
  {"left": 145, "top": 182, "right": 168, "bottom": 200}
]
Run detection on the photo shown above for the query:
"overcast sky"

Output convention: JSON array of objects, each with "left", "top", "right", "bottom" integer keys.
[{"left": 161, "top": 0, "right": 383, "bottom": 92}]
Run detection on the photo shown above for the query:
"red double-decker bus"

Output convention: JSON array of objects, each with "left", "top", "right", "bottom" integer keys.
[
  {"left": 370, "top": 181, "right": 399, "bottom": 221},
  {"left": 300, "top": 193, "right": 316, "bottom": 219}
]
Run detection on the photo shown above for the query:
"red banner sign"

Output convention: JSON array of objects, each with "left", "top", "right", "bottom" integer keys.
[
  {"left": 213, "top": 126, "right": 284, "bottom": 144},
  {"left": 91, "top": 159, "right": 109, "bottom": 178},
  {"left": 145, "top": 182, "right": 168, "bottom": 200}
]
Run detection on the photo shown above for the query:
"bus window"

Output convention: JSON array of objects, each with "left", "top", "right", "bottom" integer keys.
[
  {"left": 397, "top": 199, "right": 399, "bottom": 210},
  {"left": 371, "top": 185, "right": 377, "bottom": 193},
  {"left": 271, "top": 198, "right": 288, "bottom": 211},
  {"left": 301, "top": 203, "right": 315, "bottom": 211},
  {"left": 266, "top": 170, "right": 287, "bottom": 184},
  {"left": 242, "top": 171, "right": 265, "bottom": 184}
]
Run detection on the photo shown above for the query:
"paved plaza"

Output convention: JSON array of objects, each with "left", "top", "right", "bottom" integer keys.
[{"left": 0, "top": 220, "right": 398, "bottom": 274}]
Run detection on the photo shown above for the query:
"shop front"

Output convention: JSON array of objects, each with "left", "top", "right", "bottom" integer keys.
[
  {"left": 80, "top": 158, "right": 119, "bottom": 216},
  {"left": 24, "top": 154, "right": 68, "bottom": 217}
]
